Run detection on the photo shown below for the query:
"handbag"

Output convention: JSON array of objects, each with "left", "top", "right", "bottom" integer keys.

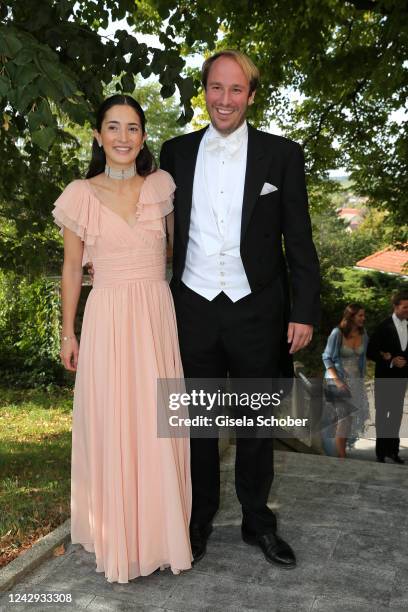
[{"left": 323, "top": 379, "right": 351, "bottom": 403}]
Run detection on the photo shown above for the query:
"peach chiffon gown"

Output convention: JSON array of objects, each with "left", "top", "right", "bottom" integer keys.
[{"left": 52, "top": 169, "right": 192, "bottom": 583}]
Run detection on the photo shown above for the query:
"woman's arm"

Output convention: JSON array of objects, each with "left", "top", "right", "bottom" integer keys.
[
  {"left": 322, "top": 329, "right": 338, "bottom": 371},
  {"left": 322, "top": 329, "right": 347, "bottom": 387},
  {"left": 60, "top": 228, "right": 84, "bottom": 371}
]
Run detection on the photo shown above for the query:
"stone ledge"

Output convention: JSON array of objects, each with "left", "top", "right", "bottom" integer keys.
[{"left": 0, "top": 519, "right": 71, "bottom": 592}]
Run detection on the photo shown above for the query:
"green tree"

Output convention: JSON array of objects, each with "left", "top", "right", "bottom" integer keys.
[
  {"left": 0, "top": 0, "right": 194, "bottom": 275},
  {"left": 145, "top": 0, "right": 407, "bottom": 229},
  {"left": 1, "top": 0, "right": 406, "bottom": 273},
  {"left": 0, "top": 76, "right": 185, "bottom": 276},
  {"left": 298, "top": 198, "right": 406, "bottom": 374},
  {"left": 0, "top": 0, "right": 194, "bottom": 141}
]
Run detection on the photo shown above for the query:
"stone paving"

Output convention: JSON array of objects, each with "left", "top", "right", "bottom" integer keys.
[{"left": 2, "top": 447, "right": 408, "bottom": 611}]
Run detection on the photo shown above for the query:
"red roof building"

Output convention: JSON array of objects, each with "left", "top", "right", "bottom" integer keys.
[
  {"left": 337, "top": 207, "right": 366, "bottom": 231},
  {"left": 356, "top": 246, "right": 408, "bottom": 276}
]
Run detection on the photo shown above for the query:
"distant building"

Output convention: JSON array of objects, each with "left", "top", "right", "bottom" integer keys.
[
  {"left": 356, "top": 246, "right": 408, "bottom": 278},
  {"left": 337, "top": 207, "right": 366, "bottom": 231}
]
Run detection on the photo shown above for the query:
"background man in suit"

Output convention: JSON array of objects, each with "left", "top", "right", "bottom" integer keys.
[
  {"left": 367, "top": 290, "right": 408, "bottom": 463},
  {"left": 160, "top": 50, "right": 320, "bottom": 569}
]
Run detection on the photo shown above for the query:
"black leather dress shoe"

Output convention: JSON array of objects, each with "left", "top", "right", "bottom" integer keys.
[
  {"left": 376, "top": 456, "right": 385, "bottom": 463},
  {"left": 190, "top": 523, "right": 213, "bottom": 563},
  {"left": 390, "top": 454, "right": 405, "bottom": 464},
  {"left": 242, "top": 527, "right": 296, "bottom": 569}
]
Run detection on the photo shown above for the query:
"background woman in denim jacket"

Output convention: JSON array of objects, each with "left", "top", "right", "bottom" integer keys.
[{"left": 322, "top": 303, "right": 369, "bottom": 458}]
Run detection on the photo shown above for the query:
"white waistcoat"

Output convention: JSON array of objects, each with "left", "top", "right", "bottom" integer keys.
[{"left": 181, "top": 123, "right": 252, "bottom": 302}]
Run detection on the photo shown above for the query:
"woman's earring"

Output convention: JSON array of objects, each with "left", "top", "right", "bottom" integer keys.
[{"left": 99, "top": 142, "right": 103, "bottom": 148}]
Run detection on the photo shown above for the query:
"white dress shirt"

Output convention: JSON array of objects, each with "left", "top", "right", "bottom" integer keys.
[
  {"left": 182, "top": 121, "right": 252, "bottom": 302},
  {"left": 392, "top": 312, "right": 408, "bottom": 351}
]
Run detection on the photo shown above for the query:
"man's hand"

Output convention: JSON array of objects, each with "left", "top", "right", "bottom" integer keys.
[
  {"left": 391, "top": 356, "right": 407, "bottom": 368},
  {"left": 380, "top": 351, "right": 392, "bottom": 361},
  {"left": 287, "top": 322, "right": 313, "bottom": 354}
]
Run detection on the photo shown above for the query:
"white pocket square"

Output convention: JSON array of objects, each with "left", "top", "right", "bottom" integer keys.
[{"left": 260, "top": 182, "right": 278, "bottom": 196}]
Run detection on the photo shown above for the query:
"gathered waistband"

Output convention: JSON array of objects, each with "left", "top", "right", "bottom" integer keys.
[{"left": 91, "top": 252, "right": 166, "bottom": 288}]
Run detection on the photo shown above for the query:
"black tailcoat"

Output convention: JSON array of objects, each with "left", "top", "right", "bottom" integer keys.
[
  {"left": 367, "top": 316, "right": 407, "bottom": 459},
  {"left": 160, "top": 124, "right": 320, "bottom": 327},
  {"left": 159, "top": 124, "right": 321, "bottom": 531}
]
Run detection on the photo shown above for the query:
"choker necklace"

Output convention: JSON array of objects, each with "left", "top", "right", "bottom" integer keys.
[{"left": 104, "top": 164, "right": 137, "bottom": 180}]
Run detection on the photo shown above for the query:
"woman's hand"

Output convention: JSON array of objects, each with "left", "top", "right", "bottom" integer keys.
[
  {"left": 334, "top": 378, "right": 349, "bottom": 392},
  {"left": 60, "top": 336, "right": 79, "bottom": 371}
]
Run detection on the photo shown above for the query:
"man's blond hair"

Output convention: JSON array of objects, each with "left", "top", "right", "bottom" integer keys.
[{"left": 201, "top": 49, "right": 260, "bottom": 95}]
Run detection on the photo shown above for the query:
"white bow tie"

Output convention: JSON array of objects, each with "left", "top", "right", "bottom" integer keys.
[{"left": 205, "top": 132, "right": 243, "bottom": 156}]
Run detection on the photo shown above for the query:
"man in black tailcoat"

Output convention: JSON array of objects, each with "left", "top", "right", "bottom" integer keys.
[
  {"left": 367, "top": 290, "right": 408, "bottom": 463},
  {"left": 160, "top": 50, "right": 320, "bottom": 568}
]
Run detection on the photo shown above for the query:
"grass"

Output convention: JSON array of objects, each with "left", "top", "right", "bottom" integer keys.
[{"left": 0, "top": 386, "right": 73, "bottom": 568}]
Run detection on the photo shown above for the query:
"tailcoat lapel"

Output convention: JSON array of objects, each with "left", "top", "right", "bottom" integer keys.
[
  {"left": 240, "top": 124, "right": 270, "bottom": 241},
  {"left": 176, "top": 123, "right": 268, "bottom": 245},
  {"left": 389, "top": 317, "right": 403, "bottom": 351},
  {"left": 176, "top": 127, "right": 207, "bottom": 246}
]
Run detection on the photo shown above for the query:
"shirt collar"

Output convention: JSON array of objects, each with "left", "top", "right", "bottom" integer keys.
[
  {"left": 207, "top": 120, "right": 248, "bottom": 142},
  {"left": 393, "top": 312, "right": 407, "bottom": 327}
]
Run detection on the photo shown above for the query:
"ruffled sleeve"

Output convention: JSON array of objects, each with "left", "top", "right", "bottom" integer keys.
[
  {"left": 136, "top": 169, "right": 175, "bottom": 237},
  {"left": 52, "top": 180, "right": 100, "bottom": 265},
  {"left": 52, "top": 180, "right": 100, "bottom": 245}
]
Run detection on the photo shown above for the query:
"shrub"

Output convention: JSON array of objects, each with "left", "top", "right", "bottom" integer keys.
[{"left": 0, "top": 272, "right": 65, "bottom": 387}]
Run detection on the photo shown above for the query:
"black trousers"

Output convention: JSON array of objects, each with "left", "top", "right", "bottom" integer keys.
[
  {"left": 171, "top": 281, "right": 285, "bottom": 535},
  {"left": 375, "top": 378, "right": 407, "bottom": 459}
]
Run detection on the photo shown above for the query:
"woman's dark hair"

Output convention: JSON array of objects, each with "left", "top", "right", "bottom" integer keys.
[
  {"left": 338, "top": 303, "right": 365, "bottom": 337},
  {"left": 86, "top": 94, "right": 156, "bottom": 179}
]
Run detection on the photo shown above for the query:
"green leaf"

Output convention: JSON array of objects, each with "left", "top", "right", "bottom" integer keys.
[
  {"left": 0, "top": 75, "right": 10, "bottom": 98},
  {"left": 27, "top": 111, "right": 41, "bottom": 132},
  {"left": 27, "top": 100, "right": 55, "bottom": 131},
  {"left": 12, "top": 48, "right": 37, "bottom": 67},
  {"left": 14, "top": 64, "right": 42, "bottom": 88},
  {"left": 121, "top": 73, "right": 135, "bottom": 92},
  {"left": 58, "top": 75, "right": 78, "bottom": 99},
  {"left": 184, "top": 106, "right": 194, "bottom": 123},
  {"left": 141, "top": 67, "right": 152, "bottom": 79},
  {"left": 0, "top": 27, "right": 23, "bottom": 57},
  {"left": 8, "top": 86, "right": 34, "bottom": 114},
  {"left": 155, "top": 1, "right": 171, "bottom": 19},
  {"left": 119, "top": 36, "right": 140, "bottom": 55},
  {"left": 61, "top": 99, "right": 91, "bottom": 125},
  {"left": 160, "top": 84, "right": 176, "bottom": 98},
  {"left": 35, "top": 56, "right": 77, "bottom": 99},
  {"left": 66, "top": 41, "right": 83, "bottom": 60},
  {"left": 35, "top": 76, "right": 61, "bottom": 101},
  {"left": 56, "top": 0, "right": 76, "bottom": 20},
  {"left": 177, "top": 76, "right": 195, "bottom": 103},
  {"left": 31, "top": 127, "right": 57, "bottom": 151}
]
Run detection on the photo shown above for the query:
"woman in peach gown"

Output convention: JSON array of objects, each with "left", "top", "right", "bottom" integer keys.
[{"left": 53, "top": 95, "right": 192, "bottom": 583}]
